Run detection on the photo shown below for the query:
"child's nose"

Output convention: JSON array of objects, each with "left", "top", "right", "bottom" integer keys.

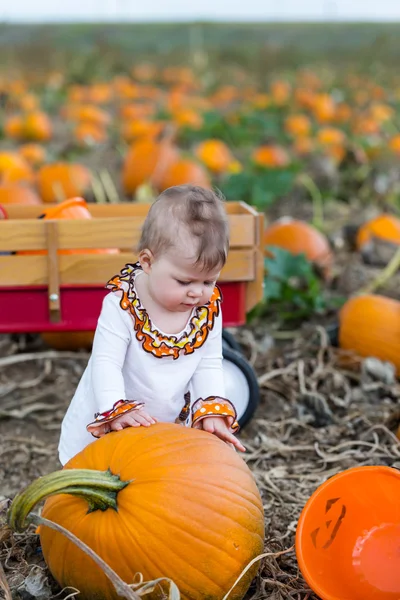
[{"left": 188, "top": 285, "right": 202, "bottom": 298}]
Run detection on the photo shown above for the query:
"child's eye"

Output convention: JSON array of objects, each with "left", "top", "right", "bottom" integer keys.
[
  {"left": 176, "top": 280, "right": 190, "bottom": 286},
  {"left": 204, "top": 281, "right": 214, "bottom": 286}
]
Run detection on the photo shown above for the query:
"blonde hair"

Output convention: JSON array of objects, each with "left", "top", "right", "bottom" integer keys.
[{"left": 138, "top": 185, "right": 229, "bottom": 271}]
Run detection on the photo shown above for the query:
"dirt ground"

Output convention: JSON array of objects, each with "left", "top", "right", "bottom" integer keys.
[{"left": 1, "top": 323, "right": 400, "bottom": 600}]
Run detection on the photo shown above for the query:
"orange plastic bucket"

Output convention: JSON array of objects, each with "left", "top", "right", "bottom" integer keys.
[
  {"left": 19, "top": 197, "right": 118, "bottom": 255},
  {"left": 296, "top": 465, "right": 400, "bottom": 600},
  {"left": 37, "top": 197, "right": 91, "bottom": 220}
]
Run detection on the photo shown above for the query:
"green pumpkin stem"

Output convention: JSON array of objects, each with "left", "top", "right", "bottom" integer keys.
[{"left": 8, "top": 468, "right": 130, "bottom": 532}]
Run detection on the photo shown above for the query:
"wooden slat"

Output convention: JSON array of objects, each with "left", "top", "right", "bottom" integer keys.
[
  {"left": 0, "top": 249, "right": 254, "bottom": 286},
  {"left": 0, "top": 214, "right": 256, "bottom": 251},
  {"left": 3, "top": 200, "right": 251, "bottom": 220},
  {"left": 245, "top": 213, "right": 265, "bottom": 312}
]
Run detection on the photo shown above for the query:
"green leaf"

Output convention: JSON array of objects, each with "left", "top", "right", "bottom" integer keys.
[{"left": 264, "top": 278, "right": 282, "bottom": 300}]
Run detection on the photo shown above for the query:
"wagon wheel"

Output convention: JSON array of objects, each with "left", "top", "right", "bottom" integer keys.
[
  {"left": 222, "top": 329, "right": 244, "bottom": 354},
  {"left": 222, "top": 346, "right": 260, "bottom": 430}
]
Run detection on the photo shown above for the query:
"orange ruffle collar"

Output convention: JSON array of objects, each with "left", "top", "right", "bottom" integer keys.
[{"left": 106, "top": 263, "right": 222, "bottom": 360}]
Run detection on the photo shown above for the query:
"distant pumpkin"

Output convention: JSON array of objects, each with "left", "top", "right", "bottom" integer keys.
[
  {"left": 339, "top": 294, "right": 400, "bottom": 374},
  {"left": 23, "top": 111, "right": 52, "bottom": 142},
  {"left": 252, "top": 145, "right": 290, "bottom": 168},
  {"left": 37, "top": 163, "right": 92, "bottom": 203},
  {"left": 284, "top": 114, "right": 311, "bottom": 138},
  {"left": 264, "top": 218, "right": 333, "bottom": 279},
  {"left": 122, "top": 138, "right": 179, "bottom": 195},
  {"left": 73, "top": 122, "right": 107, "bottom": 146},
  {"left": 195, "top": 139, "right": 234, "bottom": 174},
  {"left": 0, "top": 152, "right": 35, "bottom": 185},
  {"left": 158, "top": 159, "right": 211, "bottom": 191},
  {"left": 0, "top": 184, "right": 41, "bottom": 205},
  {"left": 356, "top": 214, "right": 400, "bottom": 250},
  {"left": 18, "top": 143, "right": 47, "bottom": 167}
]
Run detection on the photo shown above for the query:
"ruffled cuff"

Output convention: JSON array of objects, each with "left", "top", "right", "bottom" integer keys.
[
  {"left": 86, "top": 399, "right": 145, "bottom": 438},
  {"left": 191, "top": 396, "right": 239, "bottom": 432}
]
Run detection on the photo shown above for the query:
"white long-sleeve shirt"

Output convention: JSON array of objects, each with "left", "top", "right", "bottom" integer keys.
[{"left": 58, "top": 263, "right": 227, "bottom": 465}]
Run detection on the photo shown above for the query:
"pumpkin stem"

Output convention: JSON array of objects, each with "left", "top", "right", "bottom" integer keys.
[{"left": 8, "top": 468, "right": 130, "bottom": 532}]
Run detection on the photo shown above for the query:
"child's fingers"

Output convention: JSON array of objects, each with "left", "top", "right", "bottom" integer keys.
[
  {"left": 217, "top": 429, "right": 246, "bottom": 452},
  {"left": 137, "top": 411, "right": 157, "bottom": 425},
  {"left": 132, "top": 412, "right": 156, "bottom": 427}
]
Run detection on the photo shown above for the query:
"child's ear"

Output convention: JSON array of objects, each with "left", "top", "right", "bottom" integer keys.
[{"left": 138, "top": 248, "right": 154, "bottom": 274}]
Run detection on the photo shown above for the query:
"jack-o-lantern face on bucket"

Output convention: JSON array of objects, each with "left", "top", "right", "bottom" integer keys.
[{"left": 310, "top": 497, "right": 347, "bottom": 550}]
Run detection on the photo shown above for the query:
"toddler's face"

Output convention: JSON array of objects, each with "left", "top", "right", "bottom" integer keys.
[{"left": 147, "top": 249, "right": 220, "bottom": 313}]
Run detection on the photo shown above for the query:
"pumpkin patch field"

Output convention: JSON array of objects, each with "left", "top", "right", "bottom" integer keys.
[{"left": 3, "top": 22, "right": 400, "bottom": 600}]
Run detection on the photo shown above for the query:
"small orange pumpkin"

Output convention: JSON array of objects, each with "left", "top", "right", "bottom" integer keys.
[
  {"left": 312, "top": 93, "right": 336, "bottom": 123},
  {"left": 8, "top": 423, "right": 264, "bottom": 600},
  {"left": 18, "top": 143, "right": 47, "bottom": 167},
  {"left": 4, "top": 115, "right": 23, "bottom": 139},
  {"left": 284, "top": 114, "right": 311, "bottom": 138},
  {"left": 195, "top": 139, "right": 234, "bottom": 174},
  {"left": 252, "top": 145, "right": 290, "bottom": 168},
  {"left": 172, "top": 108, "right": 203, "bottom": 130},
  {"left": 0, "top": 152, "right": 35, "bottom": 185},
  {"left": 270, "top": 80, "right": 291, "bottom": 105},
  {"left": 389, "top": 135, "right": 400, "bottom": 155},
  {"left": 23, "top": 111, "right": 52, "bottom": 142},
  {"left": 339, "top": 294, "right": 400, "bottom": 374},
  {"left": 120, "top": 119, "right": 165, "bottom": 143},
  {"left": 73, "top": 122, "right": 107, "bottom": 146},
  {"left": 264, "top": 218, "right": 333, "bottom": 279}
]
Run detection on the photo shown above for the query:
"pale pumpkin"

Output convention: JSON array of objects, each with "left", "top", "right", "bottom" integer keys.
[
  {"left": 9, "top": 423, "right": 265, "bottom": 600},
  {"left": 339, "top": 294, "right": 400, "bottom": 374},
  {"left": 264, "top": 218, "right": 333, "bottom": 279}
]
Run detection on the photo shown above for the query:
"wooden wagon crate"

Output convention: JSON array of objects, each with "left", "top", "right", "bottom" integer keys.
[{"left": 0, "top": 202, "right": 264, "bottom": 332}]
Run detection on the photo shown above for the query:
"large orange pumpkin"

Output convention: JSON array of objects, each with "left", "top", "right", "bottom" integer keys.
[
  {"left": 264, "top": 218, "right": 333, "bottom": 279},
  {"left": 9, "top": 423, "right": 265, "bottom": 600},
  {"left": 37, "top": 163, "right": 92, "bottom": 203},
  {"left": 122, "top": 138, "right": 179, "bottom": 195},
  {"left": 339, "top": 294, "right": 400, "bottom": 374}
]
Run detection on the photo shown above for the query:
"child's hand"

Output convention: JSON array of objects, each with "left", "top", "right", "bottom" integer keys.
[
  {"left": 198, "top": 416, "right": 246, "bottom": 452},
  {"left": 110, "top": 409, "right": 157, "bottom": 432}
]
